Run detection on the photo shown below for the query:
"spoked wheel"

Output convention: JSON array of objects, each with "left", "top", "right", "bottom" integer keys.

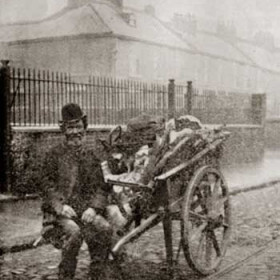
[{"left": 181, "top": 165, "right": 231, "bottom": 276}]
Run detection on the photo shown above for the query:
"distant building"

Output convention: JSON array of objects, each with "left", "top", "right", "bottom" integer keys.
[
  {"left": 168, "top": 14, "right": 260, "bottom": 92},
  {"left": 0, "top": 0, "right": 195, "bottom": 82},
  {"left": 167, "top": 13, "right": 280, "bottom": 116},
  {"left": 0, "top": 0, "right": 280, "bottom": 115}
]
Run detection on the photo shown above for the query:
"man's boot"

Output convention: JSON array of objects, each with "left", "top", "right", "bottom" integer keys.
[
  {"left": 89, "top": 260, "right": 123, "bottom": 280},
  {"left": 58, "top": 231, "right": 82, "bottom": 280},
  {"left": 58, "top": 258, "right": 78, "bottom": 280},
  {"left": 89, "top": 261, "right": 104, "bottom": 280}
]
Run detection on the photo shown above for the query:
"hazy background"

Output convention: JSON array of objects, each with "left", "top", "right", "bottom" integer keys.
[{"left": 0, "top": 0, "right": 279, "bottom": 44}]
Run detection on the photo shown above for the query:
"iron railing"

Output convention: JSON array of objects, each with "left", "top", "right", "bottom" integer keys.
[{"left": 10, "top": 68, "right": 260, "bottom": 126}]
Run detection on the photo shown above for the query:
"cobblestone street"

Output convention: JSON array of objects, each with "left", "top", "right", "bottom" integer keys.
[
  {"left": 211, "top": 239, "right": 280, "bottom": 280},
  {"left": 2, "top": 183, "right": 280, "bottom": 279}
]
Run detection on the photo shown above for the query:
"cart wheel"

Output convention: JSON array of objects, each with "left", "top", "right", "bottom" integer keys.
[{"left": 181, "top": 165, "right": 231, "bottom": 276}]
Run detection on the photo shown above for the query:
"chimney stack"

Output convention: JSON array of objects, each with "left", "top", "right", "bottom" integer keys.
[
  {"left": 108, "top": 0, "right": 123, "bottom": 9},
  {"left": 144, "top": 5, "right": 155, "bottom": 17},
  {"left": 67, "top": 0, "right": 92, "bottom": 8}
]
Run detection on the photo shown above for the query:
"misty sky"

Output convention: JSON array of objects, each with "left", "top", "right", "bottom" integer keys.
[
  {"left": 1, "top": 0, "right": 280, "bottom": 43},
  {"left": 133, "top": 0, "right": 280, "bottom": 37}
]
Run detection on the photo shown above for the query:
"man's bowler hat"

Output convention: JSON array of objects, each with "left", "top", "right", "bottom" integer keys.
[{"left": 61, "top": 103, "right": 84, "bottom": 122}]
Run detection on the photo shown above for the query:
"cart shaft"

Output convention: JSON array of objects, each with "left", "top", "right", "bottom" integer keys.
[{"left": 112, "top": 212, "right": 162, "bottom": 254}]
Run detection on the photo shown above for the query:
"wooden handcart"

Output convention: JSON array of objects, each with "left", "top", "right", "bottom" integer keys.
[{"left": 104, "top": 122, "right": 231, "bottom": 277}]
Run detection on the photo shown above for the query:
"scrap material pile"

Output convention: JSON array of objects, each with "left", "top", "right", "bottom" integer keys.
[
  {"left": 102, "top": 114, "right": 230, "bottom": 187},
  {"left": 102, "top": 114, "right": 230, "bottom": 228}
]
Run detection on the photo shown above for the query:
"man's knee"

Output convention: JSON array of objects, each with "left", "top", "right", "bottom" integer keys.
[
  {"left": 59, "top": 218, "right": 80, "bottom": 234},
  {"left": 83, "top": 215, "right": 113, "bottom": 247},
  {"left": 59, "top": 218, "right": 83, "bottom": 250},
  {"left": 106, "top": 204, "right": 131, "bottom": 230},
  {"left": 93, "top": 215, "right": 113, "bottom": 235}
]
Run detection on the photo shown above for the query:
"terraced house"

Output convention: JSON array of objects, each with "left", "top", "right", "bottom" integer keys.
[
  {"left": 0, "top": 0, "right": 195, "bottom": 82},
  {"left": 0, "top": 0, "right": 280, "bottom": 115}
]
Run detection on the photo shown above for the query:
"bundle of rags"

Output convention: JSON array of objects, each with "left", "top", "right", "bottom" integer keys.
[
  {"left": 140, "top": 116, "right": 229, "bottom": 185},
  {"left": 113, "top": 114, "right": 166, "bottom": 158}
]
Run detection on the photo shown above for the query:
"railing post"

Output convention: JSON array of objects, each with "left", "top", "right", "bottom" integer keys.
[
  {"left": 186, "top": 81, "right": 193, "bottom": 115},
  {"left": 251, "top": 93, "right": 266, "bottom": 125},
  {"left": 251, "top": 93, "right": 266, "bottom": 161},
  {"left": 168, "top": 79, "right": 175, "bottom": 119},
  {"left": 0, "top": 60, "right": 11, "bottom": 193}
]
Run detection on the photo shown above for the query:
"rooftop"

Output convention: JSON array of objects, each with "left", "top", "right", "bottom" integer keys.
[{"left": 0, "top": 2, "right": 193, "bottom": 51}]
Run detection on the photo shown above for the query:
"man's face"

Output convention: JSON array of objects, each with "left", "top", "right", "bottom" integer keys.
[{"left": 64, "top": 120, "right": 85, "bottom": 148}]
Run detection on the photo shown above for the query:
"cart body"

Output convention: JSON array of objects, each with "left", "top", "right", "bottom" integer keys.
[{"left": 102, "top": 115, "right": 231, "bottom": 276}]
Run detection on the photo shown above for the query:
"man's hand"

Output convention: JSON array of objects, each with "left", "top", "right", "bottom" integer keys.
[
  {"left": 82, "top": 208, "right": 96, "bottom": 223},
  {"left": 61, "top": 204, "right": 77, "bottom": 218}
]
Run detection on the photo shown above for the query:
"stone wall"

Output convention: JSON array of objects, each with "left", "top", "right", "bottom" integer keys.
[
  {"left": 12, "top": 124, "right": 265, "bottom": 164},
  {"left": 265, "top": 117, "right": 280, "bottom": 149},
  {"left": 11, "top": 126, "right": 111, "bottom": 163},
  {"left": 10, "top": 123, "right": 265, "bottom": 194},
  {"left": 221, "top": 124, "right": 265, "bottom": 166},
  {"left": 9, "top": 126, "right": 111, "bottom": 194}
]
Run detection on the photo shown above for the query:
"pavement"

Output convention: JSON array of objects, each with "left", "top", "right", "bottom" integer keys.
[
  {"left": 1, "top": 149, "right": 280, "bottom": 254},
  {"left": 0, "top": 198, "right": 42, "bottom": 252},
  {"left": 222, "top": 149, "right": 280, "bottom": 189}
]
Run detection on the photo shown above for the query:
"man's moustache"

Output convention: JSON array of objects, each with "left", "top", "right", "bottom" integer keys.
[{"left": 67, "top": 133, "right": 83, "bottom": 138}]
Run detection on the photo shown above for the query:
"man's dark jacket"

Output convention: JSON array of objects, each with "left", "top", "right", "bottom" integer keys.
[{"left": 41, "top": 143, "right": 110, "bottom": 217}]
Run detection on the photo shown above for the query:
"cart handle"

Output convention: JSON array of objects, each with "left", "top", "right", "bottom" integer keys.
[{"left": 112, "top": 212, "right": 162, "bottom": 254}]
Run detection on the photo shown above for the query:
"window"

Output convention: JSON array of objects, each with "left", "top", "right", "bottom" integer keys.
[
  {"left": 153, "top": 53, "right": 162, "bottom": 79},
  {"left": 129, "top": 53, "right": 141, "bottom": 77},
  {"left": 122, "top": 12, "right": 137, "bottom": 27}
]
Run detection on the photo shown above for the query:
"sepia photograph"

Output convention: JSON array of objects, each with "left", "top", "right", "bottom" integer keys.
[{"left": 0, "top": 0, "right": 280, "bottom": 279}]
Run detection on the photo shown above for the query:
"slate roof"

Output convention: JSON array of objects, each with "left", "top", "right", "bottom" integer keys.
[
  {"left": 234, "top": 41, "right": 279, "bottom": 72},
  {"left": 176, "top": 30, "right": 255, "bottom": 65},
  {"left": 91, "top": 2, "right": 191, "bottom": 49},
  {"left": 1, "top": 1, "right": 278, "bottom": 73},
  {"left": 0, "top": 5, "right": 110, "bottom": 42},
  {"left": 0, "top": 2, "right": 192, "bottom": 51}
]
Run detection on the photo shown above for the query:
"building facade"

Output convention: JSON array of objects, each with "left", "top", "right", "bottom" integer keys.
[{"left": 1, "top": 0, "right": 280, "bottom": 116}]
